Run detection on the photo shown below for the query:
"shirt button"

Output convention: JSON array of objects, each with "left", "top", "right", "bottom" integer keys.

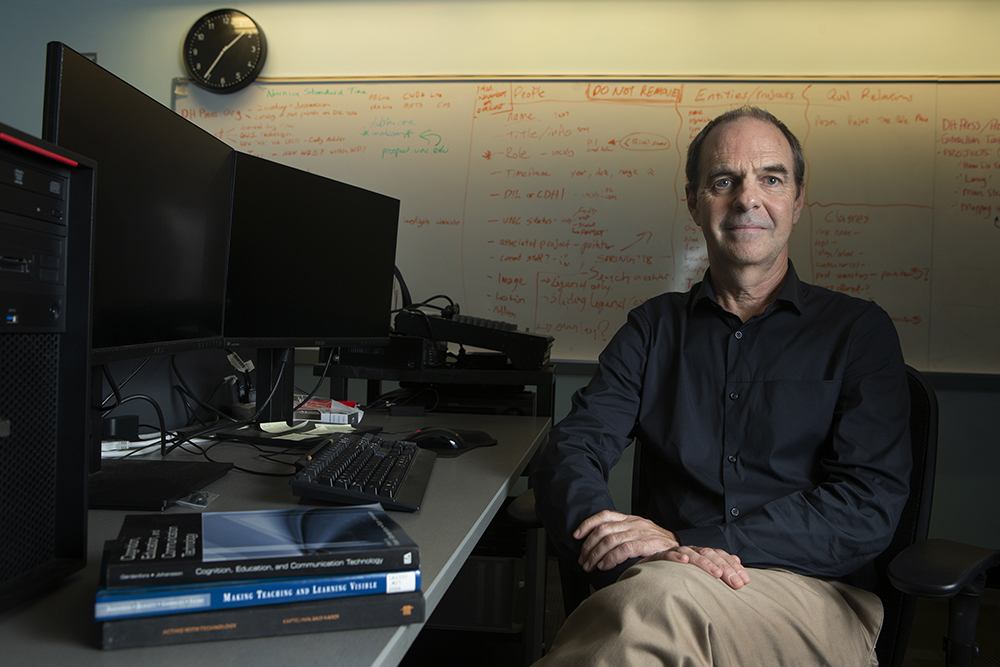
[
  {"left": 729, "top": 392, "right": 739, "bottom": 400},
  {"left": 728, "top": 454, "right": 737, "bottom": 463},
  {"left": 730, "top": 507, "right": 740, "bottom": 517},
  {"left": 734, "top": 331, "right": 743, "bottom": 339}
]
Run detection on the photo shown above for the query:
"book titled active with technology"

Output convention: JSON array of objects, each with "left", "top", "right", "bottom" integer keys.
[
  {"left": 101, "top": 590, "right": 425, "bottom": 649},
  {"left": 105, "top": 506, "right": 418, "bottom": 588},
  {"left": 95, "top": 567, "right": 421, "bottom": 620}
]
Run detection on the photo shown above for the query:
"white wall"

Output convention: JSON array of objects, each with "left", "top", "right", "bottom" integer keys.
[{"left": 4, "top": 0, "right": 1000, "bottom": 136}]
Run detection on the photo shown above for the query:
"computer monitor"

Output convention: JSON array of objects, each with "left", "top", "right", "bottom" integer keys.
[
  {"left": 40, "top": 43, "right": 401, "bottom": 504},
  {"left": 41, "top": 42, "right": 235, "bottom": 509},
  {"left": 42, "top": 42, "right": 231, "bottom": 365},
  {"left": 225, "top": 152, "right": 400, "bottom": 422}
]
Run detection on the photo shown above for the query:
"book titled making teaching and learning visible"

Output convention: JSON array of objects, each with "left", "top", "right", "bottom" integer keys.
[
  {"left": 95, "top": 567, "right": 420, "bottom": 620},
  {"left": 105, "top": 505, "right": 418, "bottom": 589}
]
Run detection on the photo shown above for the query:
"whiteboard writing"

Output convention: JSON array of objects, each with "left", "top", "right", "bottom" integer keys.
[{"left": 172, "top": 78, "right": 1000, "bottom": 373}]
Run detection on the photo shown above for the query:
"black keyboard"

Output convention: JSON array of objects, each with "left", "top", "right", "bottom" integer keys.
[{"left": 290, "top": 432, "right": 436, "bottom": 512}]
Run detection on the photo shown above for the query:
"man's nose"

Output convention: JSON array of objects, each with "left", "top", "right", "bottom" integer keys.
[{"left": 733, "top": 181, "right": 760, "bottom": 211}]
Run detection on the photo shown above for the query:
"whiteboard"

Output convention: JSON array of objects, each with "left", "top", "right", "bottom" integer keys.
[{"left": 173, "top": 77, "right": 1000, "bottom": 373}]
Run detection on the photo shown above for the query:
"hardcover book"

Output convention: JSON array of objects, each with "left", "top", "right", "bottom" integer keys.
[
  {"left": 105, "top": 506, "right": 418, "bottom": 588},
  {"left": 100, "top": 589, "right": 425, "bottom": 649},
  {"left": 96, "top": 567, "right": 421, "bottom": 620}
]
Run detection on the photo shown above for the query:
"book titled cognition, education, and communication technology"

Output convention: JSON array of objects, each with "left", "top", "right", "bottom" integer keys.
[{"left": 104, "top": 506, "right": 419, "bottom": 588}]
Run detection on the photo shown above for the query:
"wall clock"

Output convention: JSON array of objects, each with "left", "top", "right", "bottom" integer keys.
[{"left": 184, "top": 9, "right": 267, "bottom": 93}]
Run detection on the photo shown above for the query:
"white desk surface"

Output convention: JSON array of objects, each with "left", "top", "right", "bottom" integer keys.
[{"left": 1, "top": 413, "right": 550, "bottom": 667}]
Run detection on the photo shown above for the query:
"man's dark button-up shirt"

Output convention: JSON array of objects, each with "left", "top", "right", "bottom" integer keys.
[{"left": 532, "top": 263, "right": 911, "bottom": 589}]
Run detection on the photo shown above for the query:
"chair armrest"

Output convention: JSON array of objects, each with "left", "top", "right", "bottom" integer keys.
[
  {"left": 888, "top": 538, "right": 1000, "bottom": 599},
  {"left": 507, "top": 488, "right": 543, "bottom": 527}
]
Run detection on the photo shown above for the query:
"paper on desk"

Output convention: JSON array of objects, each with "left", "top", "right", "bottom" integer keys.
[{"left": 257, "top": 421, "right": 355, "bottom": 441}]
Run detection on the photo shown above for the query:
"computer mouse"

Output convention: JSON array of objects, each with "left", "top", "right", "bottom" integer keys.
[{"left": 408, "top": 427, "right": 466, "bottom": 451}]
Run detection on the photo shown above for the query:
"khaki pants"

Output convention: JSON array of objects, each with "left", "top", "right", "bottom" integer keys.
[{"left": 534, "top": 561, "right": 882, "bottom": 667}]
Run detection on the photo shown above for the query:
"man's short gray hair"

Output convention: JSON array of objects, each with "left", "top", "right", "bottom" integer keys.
[{"left": 685, "top": 105, "right": 805, "bottom": 197}]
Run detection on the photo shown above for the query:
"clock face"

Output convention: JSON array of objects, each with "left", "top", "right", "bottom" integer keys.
[{"left": 184, "top": 9, "right": 266, "bottom": 93}]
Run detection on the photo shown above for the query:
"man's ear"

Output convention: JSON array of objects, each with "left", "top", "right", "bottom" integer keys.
[
  {"left": 685, "top": 183, "right": 699, "bottom": 221},
  {"left": 791, "top": 187, "right": 805, "bottom": 225}
]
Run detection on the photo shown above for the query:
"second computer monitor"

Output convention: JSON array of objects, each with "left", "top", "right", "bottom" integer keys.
[{"left": 224, "top": 152, "right": 400, "bottom": 348}]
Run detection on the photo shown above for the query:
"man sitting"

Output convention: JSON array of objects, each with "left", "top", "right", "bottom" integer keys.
[{"left": 531, "top": 105, "right": 910, "bottom": 667}]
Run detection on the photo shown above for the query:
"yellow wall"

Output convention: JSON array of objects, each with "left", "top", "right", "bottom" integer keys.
[{"left": 2, "top": 0, "right": 1000, "bottom": 135}]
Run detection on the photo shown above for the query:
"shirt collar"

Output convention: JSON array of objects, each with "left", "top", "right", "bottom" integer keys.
[
  {"left": 689, "top": 260, "right": 804, "bottom": 316},
  {"left": 775, "top": 261, "right": 804, "bottom": 314}
]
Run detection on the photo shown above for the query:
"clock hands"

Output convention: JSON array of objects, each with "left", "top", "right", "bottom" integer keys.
[{"left": 203, "top": 32, "right": 245, "bottom": 80}]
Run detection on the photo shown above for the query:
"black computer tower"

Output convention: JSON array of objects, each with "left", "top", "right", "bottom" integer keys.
[{"left": 0, "top": 123, "right": 94, "bottom": 612}]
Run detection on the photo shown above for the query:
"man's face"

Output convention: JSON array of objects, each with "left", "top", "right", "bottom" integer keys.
[{"left": 685, "top": 117, "right": 804, "bottom": 273}]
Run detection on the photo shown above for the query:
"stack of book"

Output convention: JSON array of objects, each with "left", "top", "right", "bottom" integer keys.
[{"left": 96, "top": 505, "right": 424, "bottom": 649}]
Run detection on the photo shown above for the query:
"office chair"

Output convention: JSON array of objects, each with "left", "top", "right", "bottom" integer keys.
[
  {"left": 885, "top": 373, "right": 1000, "bottom": 667},
  {"left": 509, "top": 366, "right": 1000, "bottom": 666},
  {"left": 879, "top": 367, "right": 1000, "bottom": 667}
]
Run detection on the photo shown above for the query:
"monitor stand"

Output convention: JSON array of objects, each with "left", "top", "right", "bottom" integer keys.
[
  {"left": 209, "top": 347, "right": 320, "bottom": 448},
  {"left": 89, "top": 459, "right": 233, "bottom": 511}
]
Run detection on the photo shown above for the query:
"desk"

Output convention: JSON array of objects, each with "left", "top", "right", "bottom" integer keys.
[{"left": 0, "top": 413, "right": 550, "bottom": 667}]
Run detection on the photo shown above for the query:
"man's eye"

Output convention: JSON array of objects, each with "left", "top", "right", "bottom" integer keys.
[
  {"left": 765, "top": 176, "right": 781, "bottom": 185},
  {"left": 714, "top": 178, "right": 732, "bottom": 189}
]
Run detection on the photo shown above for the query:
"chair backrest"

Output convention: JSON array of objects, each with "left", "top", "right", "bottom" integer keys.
[
  {"left": 874, "top": 365, "right": 939, "bottom": 667},
  {"left": 630, "top": 365, "right": 939, "bottom": 667}
]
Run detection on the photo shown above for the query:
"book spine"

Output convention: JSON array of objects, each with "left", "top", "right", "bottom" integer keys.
[
  {"left": 105, "top": 545, "right": 419, "bottom": 589},
  {"left": 101, "top": 590, "right": 425, "bottom": 649},
  {"left": 96, "top": 569, "right": 421, "bottom": 620}
]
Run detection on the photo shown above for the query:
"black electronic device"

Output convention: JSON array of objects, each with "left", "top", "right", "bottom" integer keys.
[
  {"left": 43, "top": 42, "right": 232, "bottom": 364},
  {"left": 224, "top": 152, "right": 400, "bottom": 422},
  {"left": 409, "top": 426, "right": 466, "bottom": 450},
  {"left": 333, "top": 335, "right": 445, "bottom": 369},
  {"left": 40, "top": 43, "right": 403, "bottom": 507},
  {"left": 407, "top": 427, "right": 497, "bottom": 457},
  {"left": 393, "top": 309, "right": 553, "bottom": 370},
  {"left": 0, "top": 124, "right": 93, "bottom": 612},
  {"left": 290, "top": 431, "right": 437, "bottom": 512},
  {"left": 398, "top": 382, "right": 538, "bottom": 416},
  {"left": 89, "top": 460, "right": 233, "bottom": 512},
  {"left": 42, "top": 42, "right": 235, "bottom": 510}
]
